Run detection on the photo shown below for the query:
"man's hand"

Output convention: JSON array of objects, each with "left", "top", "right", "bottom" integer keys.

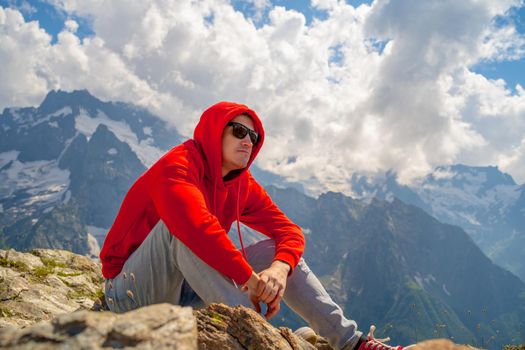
[
  {"left": 257, "top": 260, "right": 290, "bottom": 320},
  {"left": 242, "top": 272, "right": 262, "bottom": 313}
]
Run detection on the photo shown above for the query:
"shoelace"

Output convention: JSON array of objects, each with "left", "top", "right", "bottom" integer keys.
[{"left": 359, "top": 338, "right": 403, "bottom": 350}]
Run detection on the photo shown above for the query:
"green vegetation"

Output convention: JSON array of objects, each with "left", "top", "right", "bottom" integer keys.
[
  {"left": 0, "top": 258, "right": 29, "bottom": 272},
  {"left": 0, "top": 306, "right": 14, "bottom": 318},
  {"left": 57, "top": 271, "right": 82, "bottom": 278},
  {"left": 95, "top": 289, "right": 104, "bottom": 301},
  {"left": 66, "top": 287, "right": 103, "bottom": 301},
  {"left": 40, "top": 257, "right": 67, "bottom": 269},
  {"left": 504, "top": 345, "right": 525, "bottom": 350},
  {"left": 29, "top": 257, "right": 70, "bottom": 281},
  {"left": 32, "top": 265, "right": 54, "bottom": 279},
  {"left": 211, "top": 312, "right": 225, "bottom": 325}
]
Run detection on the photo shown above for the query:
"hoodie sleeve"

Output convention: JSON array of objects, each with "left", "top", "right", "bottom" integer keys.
[
  {"left": 240, "top": 176, "right": 305, "bottom": 273},
  {"left": 149, "top": 162, "right": 253, "bottom": 286}
]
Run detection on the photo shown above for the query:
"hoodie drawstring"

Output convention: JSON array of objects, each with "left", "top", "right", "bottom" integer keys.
[
  {"left": 214, "top": 178, "right": 247, "bottom": 262},
  {"left": 213, "top": 178, "right": 217, "bottom": 215},
  {"left": 236, "top": 182, "right": 248, "bottom": 261}
]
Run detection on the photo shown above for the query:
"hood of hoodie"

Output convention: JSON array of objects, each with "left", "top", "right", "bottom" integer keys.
[{"left": 193, "top": 101, "right": 265, "bottom": 187}]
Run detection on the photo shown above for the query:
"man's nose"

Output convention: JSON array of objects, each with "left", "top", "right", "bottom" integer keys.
[{"left": 241, "top": 135, "right": 253, "bottom": 146}]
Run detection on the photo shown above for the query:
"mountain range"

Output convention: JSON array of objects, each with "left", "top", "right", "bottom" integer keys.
[
  {"left": 350, "top": 166, "right": 525, "bottom": 282},
  {"left": 0, "top": 90, "right": 524, "bottom": 348}
]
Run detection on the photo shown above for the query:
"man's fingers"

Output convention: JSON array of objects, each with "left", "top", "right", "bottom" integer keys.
[
  {"left": 256, "top": 276, "right": 268, "bottom": 296},
  {"left": 250, "top": 294, "right": 261, "bottom": 313},
  {"left": 260, "top": 282, "right": 278, "bottom": 303},
  {"left": 265, "top": 300, "right": 281, "bottom": 320}
]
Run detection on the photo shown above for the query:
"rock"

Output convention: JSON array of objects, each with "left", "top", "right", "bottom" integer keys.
[
  {"left": 412, "top": 339, "right": 480, "bottom": 349},
  {"left": 0, "top": 248, "right": 105, "bottom": 328},
  {"left": 0, "top": 248, "right": 486, "bottom": 350},
  {"left": 0, "top": 303, "right": 197, "bottom": 349},
  {"left": 194, "top": 303, "right": 316, "bottom": 350}
]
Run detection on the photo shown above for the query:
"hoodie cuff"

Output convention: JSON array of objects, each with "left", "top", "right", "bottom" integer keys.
[{"left": 232, "top": 261, "right": 253, "bottom": 286}]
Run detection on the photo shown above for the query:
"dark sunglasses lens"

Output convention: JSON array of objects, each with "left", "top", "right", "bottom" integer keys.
[
  {"left": 232, "top": 124, "right": 248, "bottom": 139},
  {"left": 248, "top": 130, "right": 258, "bottom": 144},
  {"left": 232, "top": 124, "right": 258, "bottom": 144}
]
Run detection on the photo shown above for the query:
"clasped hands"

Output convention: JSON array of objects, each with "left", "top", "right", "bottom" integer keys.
[{"left": 241, "top": 260, "right": 290, "bottom": 320}]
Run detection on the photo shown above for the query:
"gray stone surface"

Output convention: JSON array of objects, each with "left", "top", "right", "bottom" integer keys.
[
  {"left": 0, "top": 248, "right": 104, "bottom": 328},
  {"left": 0, "top": 303, "right": 197, "bottom": 349}
]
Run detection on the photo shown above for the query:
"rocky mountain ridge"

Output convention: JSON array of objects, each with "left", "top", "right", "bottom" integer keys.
[
  {"left": 0, "top": 90, "right": 183, "bottom": 256},
  {"left": 350, "top": 166, "right": 525, "bottom": 282}
]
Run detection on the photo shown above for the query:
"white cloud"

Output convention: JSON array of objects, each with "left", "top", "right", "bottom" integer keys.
[
  {"left": 64, "top": 19, "right": 78, "bottom": 33},
  {"left": 4, "top": 0, "right": 36, "bottom": 15},
  {"left": 1, "top": 0, "right": 525, "bottom": 195}
]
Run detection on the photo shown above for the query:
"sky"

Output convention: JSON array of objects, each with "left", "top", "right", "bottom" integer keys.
[{"left": 1, "top": 0, "right": 525, "bottom": 195}]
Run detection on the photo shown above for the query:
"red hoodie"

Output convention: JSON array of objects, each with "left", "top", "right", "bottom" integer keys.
[{"left": 100, "top": 102, "right": 305, "bottom": 285}]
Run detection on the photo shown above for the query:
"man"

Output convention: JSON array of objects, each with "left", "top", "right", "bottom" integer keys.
[{"left": 100, "top": 102, "right": 406, "bottom": 350}]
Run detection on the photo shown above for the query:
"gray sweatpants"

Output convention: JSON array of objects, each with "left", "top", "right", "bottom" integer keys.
[{"left": 104, "top": 220, "right": 362, "bottom": 350}]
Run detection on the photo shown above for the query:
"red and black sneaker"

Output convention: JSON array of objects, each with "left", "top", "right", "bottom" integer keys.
[{"left": 356, "top": 336, "right": 403, "bottom": 350}]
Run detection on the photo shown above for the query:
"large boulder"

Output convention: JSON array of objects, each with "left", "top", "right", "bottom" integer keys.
[
  {"left": 195, "top": 303, "right": 315, "bottom": 350},
  {"left": 0, "top": 248, "right": 105, "bottom": 328},
  {"left": 0, "top": 303, "right": 196, "bottom": 349}
]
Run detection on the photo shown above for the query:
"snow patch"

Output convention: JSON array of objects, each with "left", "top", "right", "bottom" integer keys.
[
  {"left": 87, "top": 232, "right": 101, "bottom": 259},
  {"left": 458, "top": 212, "right": 481, "bottom": 226},
  {"left": 86, "top": 225, "right": 109, "bottom": 247},
  {"left": 48, "top": 121, "right": 58, "bottom": 128},
  {"left": 75, "top": 108, "right": 164, "bottom": 166},
  {"left": 416, "top": 173, "right": 520, "bottom": 233},
  {"left": 431, "top": 167, "right": 455, "bottom": 180},
  {"left": 0, "top": 151, "right": 19, "bottom": 169},
  {"left": 0, "top": 204, "right": 3, "bottom": 213},
  {"left": 143, "top": 126, "right": 152, "bottom": 136},
  {"left": 32, "top": 107, "right": 72, "bottom": 127},
  {"left": 302, "top": 227, "right": 312, "bottom": 235},
  {"left": 9, "top": 108, "right": 22, "bottom": 122},
  {"left": 62, "top": 190, "right": 71, "bottom": 204},
  {"left": 0, "top": 158, "right": 70, "bottom": 208},
  {"left": 442, "top": 284, "right": 451, "bottom": 296},
  {"left": 414, "top": 275, "right": 424, "bottom": 289},
  {"left": 50, "top": 106, "right": 72, "bottom": 117},
  {"left": 31, "top": 218, "right": 38, "bottom": 225},
  {"left": 107, "top": 148, "right": 118, "bottom": 155},
  {"left": 414, "top": 273, "right": 436, "bottom": 289}
]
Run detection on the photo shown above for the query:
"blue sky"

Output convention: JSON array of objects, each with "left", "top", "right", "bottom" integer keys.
[
  {"left": 472, "top": 4, "right": 525, "bottom": 91},
  {"left": 0, "top": 0, "right": 94, "bottom": 43}
]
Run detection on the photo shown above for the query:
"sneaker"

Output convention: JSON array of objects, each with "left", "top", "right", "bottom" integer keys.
[
  {"left": 294, "top": 326, "right": 318, "bottom": 346},
  {"left": 357, "top": 337, "right": 403, "bottom": 350}
]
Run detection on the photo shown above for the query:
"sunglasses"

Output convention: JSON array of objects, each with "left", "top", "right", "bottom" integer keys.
[{"left": 226, "top": 121, "right": 259, "bottom": 145}]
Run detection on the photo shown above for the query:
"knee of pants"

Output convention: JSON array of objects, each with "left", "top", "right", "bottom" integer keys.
[
  {"left": 245, "top": 239, "right": 277, "bottom": 271},
  {"left": 105, "top": 276, "right": 140, "bottom": 313}
]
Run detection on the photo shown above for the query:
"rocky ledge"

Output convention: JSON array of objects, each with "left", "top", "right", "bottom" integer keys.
[
  {"left": 0, "top": 248, "right": 104, "bottom": 328},
  {"left": 0, "top": 248, "right": 480, "bottom": 349}
]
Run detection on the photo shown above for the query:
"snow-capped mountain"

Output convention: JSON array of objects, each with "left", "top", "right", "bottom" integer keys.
[
  {"left": 0, "top": 90, "right": 183, "bottom": 256},
  {"left": 350, "top": 165, "right": 525, "bottom": 282}
]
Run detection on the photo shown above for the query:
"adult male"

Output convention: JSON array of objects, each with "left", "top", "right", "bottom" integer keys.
[{"left": 100, "top": 102, "right": 405, "bottom": 350}]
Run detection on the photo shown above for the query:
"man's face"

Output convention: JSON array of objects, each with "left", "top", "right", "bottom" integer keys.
[{"left": 221, "top": 114, "right": 255, "bottom": 177}]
